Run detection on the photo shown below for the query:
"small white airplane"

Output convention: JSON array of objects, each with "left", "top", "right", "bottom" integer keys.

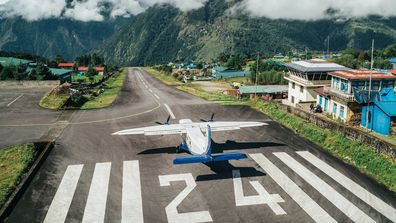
[{"left": 113, "top": 114, "right": 267, "bottom": 165}]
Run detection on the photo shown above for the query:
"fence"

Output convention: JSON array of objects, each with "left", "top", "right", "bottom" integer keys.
[{"left": 276, "top": 103, "right": 396, "bottom": 161}]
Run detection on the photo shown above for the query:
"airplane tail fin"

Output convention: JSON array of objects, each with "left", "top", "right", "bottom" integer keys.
[{"left": 173, "top": 152, "right": 247, "bottom": 165}]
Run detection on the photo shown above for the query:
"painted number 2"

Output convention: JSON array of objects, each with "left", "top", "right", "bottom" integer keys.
[
  {"left": 232, "top": 170, "right": 286, "bottom": 215},
  {"left": 159, "top": 173, "right": 213, "bottom": 223}
]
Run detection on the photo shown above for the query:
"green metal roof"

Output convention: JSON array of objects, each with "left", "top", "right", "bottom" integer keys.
[
  {"left": 0, "top": 57, "right": 32, "bottom": 66},
  {"left": 49, "top": 68, "right": 73, "bottom": 76},
  {"left": 239, "top": 85, "right": 288, "bottom": 94}
]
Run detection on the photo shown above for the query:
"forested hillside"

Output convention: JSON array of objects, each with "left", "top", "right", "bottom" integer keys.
[
  {"left": 0, "top": 18, "right": 126, "bottom": 60},
  {"left": 94, "top": 1, "right": 396, "bottom": 66}
]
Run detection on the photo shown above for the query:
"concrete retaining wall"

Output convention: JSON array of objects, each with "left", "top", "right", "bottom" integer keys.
[
  {"left": 276, "top": 103, "right": 396, "bottom": 161},
  {"left": 0, "top": 81, "right": 59, "bottom": 89}
]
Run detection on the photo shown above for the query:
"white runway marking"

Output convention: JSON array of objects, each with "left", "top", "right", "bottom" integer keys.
[
  {"left": 232, "top": 170, "right": 286, "bottom": 215},
  {"left": 159, "top": 173, "right": 213, "bottom": 223},
  {"left": 148, "top": 89, "right": 153, "bottom": 93},
  {"left": 249, "top": 154, "right": 336, "bottom": 223},
  {"left": 154, "top": 94, "right": 160, "bottom": 100},
  {"left": 275, "top": 152, "right": 376, "bottom": 223},
  {"left": 82, "top": 162, "right": 112, "bottom": 223},
  {"left": 297, "top": 151, "right": 396, "bottom": 222},
  {"left": 164, "top": 104, "right": 176, "bottom": 119},
  {"left": 44, "top": 165, "right": 83, "bottom": 223},
  {"left": 7, "top": 94, "right": 23, "bottom": 107},
  {"left": 122, "top": 161, "right": 143, "bottom": 223}
]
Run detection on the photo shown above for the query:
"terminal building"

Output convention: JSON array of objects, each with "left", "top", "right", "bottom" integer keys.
[
  {"left": 315, "top": 70, "right": 396, "bottom": 123},
  {"left": 284, "top": 59, "right": 349, "bottom": 106}
]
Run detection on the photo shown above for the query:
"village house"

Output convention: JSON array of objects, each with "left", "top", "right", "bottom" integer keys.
[
  {"left": 389, "top": 58, "right": 396, "bottom": 69},
  {"left": 78, "top": 66, "right": 106, "bottom": 75},
  {"left": 58, "top": 63, "right": 75, "bottom": 70},
  {"left": 211, "top": 66, "right": 251, "bottom": 79},
  {"left": 315, "top": 70, "right": 396, "bottom": 123},
  {"left": 283, "top": 59, "right": 349, "bottom": 107}
]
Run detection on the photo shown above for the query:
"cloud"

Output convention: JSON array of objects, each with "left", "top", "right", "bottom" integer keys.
[
  {"left": 0, "top": 0, "right": 66, "bottom": 21},
  {"left": 231, "top": 0, "right": 396, "bottom": 20},
  {"left": 0, "top": 0, "right": 208, "bottom": 21},
  {"left": 64, "top": 0, "right": 105, "bottom": 22}
]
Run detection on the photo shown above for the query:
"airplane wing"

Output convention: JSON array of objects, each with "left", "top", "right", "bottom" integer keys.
[
  {"left": 199, "top": 121, "right": 267, "bottom": 132},
  {"left": 112, "top": 124, "right": 187, "bottom": 136}
]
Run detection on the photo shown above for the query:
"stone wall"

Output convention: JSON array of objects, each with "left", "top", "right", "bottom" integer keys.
[
  {"left": 276, "top": 103, "right": 396, "bottom": 161},
  {"left": 0, "top": 81, "right": 59, "bottom": 89}
]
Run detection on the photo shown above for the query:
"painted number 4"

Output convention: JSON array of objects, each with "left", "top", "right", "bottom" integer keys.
[{"left": 232, "top": 170, "right": 286, "bottom": 215}]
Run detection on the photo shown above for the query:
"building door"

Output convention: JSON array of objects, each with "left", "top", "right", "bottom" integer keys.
[{"left": 324, "top": 98, "right": 329, "bottom": 112}]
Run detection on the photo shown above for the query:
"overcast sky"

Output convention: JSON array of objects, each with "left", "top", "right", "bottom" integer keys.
[{"left": 0, "top": 0, "right": 395, "bottom": 22}]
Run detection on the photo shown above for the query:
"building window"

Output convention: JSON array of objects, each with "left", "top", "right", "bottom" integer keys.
[
  {"left": 291, "top": 96, "right": 295, "bottom": 104},
  {"left": 333, "top": 103, "right": 338, "bottom": 115},
  {"left": 300, "top": 86, "right": 304, "bottom": 93},
  {"left": 292, "top": 83, "right": 295, "bottom": 89},
  {"left": 340, "top": 106, "right": 345, "bottom": 119}
]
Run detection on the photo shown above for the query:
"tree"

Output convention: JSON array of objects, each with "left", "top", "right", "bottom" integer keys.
[
  {"left": 358, "top": 51, "right": 370, "bottom": 61},
  {"left": 37, "top": 63, "right": 56, "bottom": 80},
  {"left": 0, "top": 66, "right": 14, "bottom": 80},
  {"left": 226, "top": 54, "right": 247, "bottom": 70},
  {"left": 86, "top": 65, "right": 98, "bottom": 84}
]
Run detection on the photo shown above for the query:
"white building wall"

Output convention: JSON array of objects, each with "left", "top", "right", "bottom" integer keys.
[
  {"left": 287, "top": 81, "right": 317, "bottom": 106},
  {"left": 317, "top": 95, "right": 349, "bottom": 121}
]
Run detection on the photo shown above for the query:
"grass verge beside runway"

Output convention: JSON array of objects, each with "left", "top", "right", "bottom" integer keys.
[
  {"left": 145, "top": 67, "right": 396, "bottom": 193},
  {"left": 39, "top": 93, "right": 69, "bottom": 110},
  {"left": 80, "top": 69, "right": 127, "bottom": 110},
  {"left": 248, "top": 101, "right": 396, "bottom": 193},
  {"left": 0, "top": 144, "right": 36, "bottom": 209}
]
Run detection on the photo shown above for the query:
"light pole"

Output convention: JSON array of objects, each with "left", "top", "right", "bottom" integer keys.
[
  {"left": 366, "top": 39, "right": 374, "bottom": 130},
  {"left": 255, "top": 53, "right": 259, "bottom": 99}
]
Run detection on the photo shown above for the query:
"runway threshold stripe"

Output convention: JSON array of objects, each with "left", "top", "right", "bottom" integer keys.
[
  {"left": 7, "top": 94, "right": 23, "bottom": 107},
  {"left": 274, "top": 152, "right": 376, "bottom": 223},
  {"left": 43, "top": 165, "right": 83, "bottom": 223},
  {"left": 297, "top": 151, "right": 396, "bottom": 222},
  {"left": 82, "top": 162, "right": 112, "bottom": 223},
  {"left": 164, "top": 104, "right": 176, "bottom": 119},
  {"left": 122, "top": 161, "right": 143, "bottom": 223},
  {"left": 249, "top": 154, "right": 336, "bottom": 223},
  {"left": 154, "top": 94, "right": 160, "bottom": 100}
]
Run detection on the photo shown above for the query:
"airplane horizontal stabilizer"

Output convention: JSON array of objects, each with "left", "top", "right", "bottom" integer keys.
[
  {"left": 173, "top": 152, "right": 247, "bottom": 165},
  {"left": 211, "top": 152, "right": 247, "bottom": 162}
]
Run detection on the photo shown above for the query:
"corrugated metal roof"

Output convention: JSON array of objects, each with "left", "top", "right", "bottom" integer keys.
[
  {"left": 49, "top": 68, "right": 73, "bottom": 76},
  {"left": 285, "top": 59, "right": 349, "bottom": 72},
  {"left": 330, "top": 70, "right": 396, "bottom": 80},
  {"left": 0, "top": 57, "right": 32, "bottom": 66},
  {"left": 376, "top": 102, "right": 396, "bottom": 116},
  {"left": 239, "top": 85, "right": 288, "bottom": 94},
  {"left": 389, "top": 58, "right": 396, "bottom": 63}
]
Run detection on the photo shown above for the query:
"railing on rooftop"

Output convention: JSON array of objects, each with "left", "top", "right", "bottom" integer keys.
[
  {"left": 284, "top": 73, "right": 330, "bottom": 86},
  {"left": 324, "top": 86, "right": 355, "bottom": 102}
]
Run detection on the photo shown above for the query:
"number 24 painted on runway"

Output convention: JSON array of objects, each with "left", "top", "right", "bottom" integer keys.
[{"left": 159, "top": 172, "right": 286, "bottom": 223}]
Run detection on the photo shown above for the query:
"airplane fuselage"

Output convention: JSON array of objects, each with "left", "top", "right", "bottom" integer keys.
[{"left": 179, "top": 119, "right": 211, "bottom": 155}]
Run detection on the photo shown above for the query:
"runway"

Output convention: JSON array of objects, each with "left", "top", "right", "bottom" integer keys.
[{"left": 2, "top": 68, "right": 396, "bottom": 222}]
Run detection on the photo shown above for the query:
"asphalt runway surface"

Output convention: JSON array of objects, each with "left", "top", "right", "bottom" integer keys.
[{"left": 1, "top": 68, "right": 396, "bottom": 222}]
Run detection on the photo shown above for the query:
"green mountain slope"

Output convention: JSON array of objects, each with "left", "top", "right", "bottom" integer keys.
[
  {"left": 0, "top": 18, "right": 126, "bottom": 60},
  {"left": 94, "top": 1, "right": 396, "bottom": 66}
]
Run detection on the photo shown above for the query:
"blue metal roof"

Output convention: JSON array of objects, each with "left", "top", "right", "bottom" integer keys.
[
  {"left": 376, "top": 102, "right": 396, "bottom": 116},
  {"left": 389, "top": 58, "right": 396, "bottom": 63}
]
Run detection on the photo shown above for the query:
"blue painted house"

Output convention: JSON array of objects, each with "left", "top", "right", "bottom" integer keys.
[
  {"left": 357, "top": 88, "right": 396, "bottom": 136},
  {"left": 389, "top": 58, "right": 396, "bottom": 69}
]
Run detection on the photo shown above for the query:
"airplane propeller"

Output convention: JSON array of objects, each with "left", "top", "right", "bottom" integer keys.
[
  {"left": 200, "top": 113, "right": 215, "bottom": 122},
  {"left": 156, "top": 115, "right": 171, "bottom": 125}
]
